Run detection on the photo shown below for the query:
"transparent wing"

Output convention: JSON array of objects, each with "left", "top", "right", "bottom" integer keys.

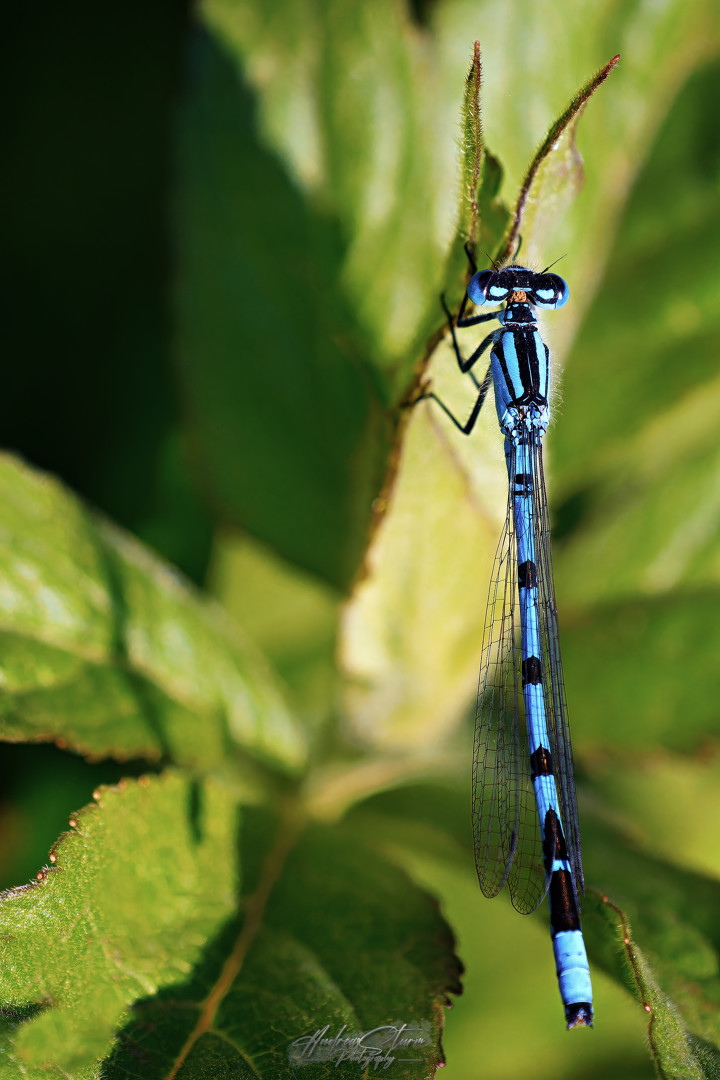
[
  {"left": 531, "top": 438, "right": 585, "bottom": 900},
  {"left": 472, "top": 435, "right": 584, "bottom": 915},
  {"left": 472, "top": 441, "right": 550, "bottom": 913}
]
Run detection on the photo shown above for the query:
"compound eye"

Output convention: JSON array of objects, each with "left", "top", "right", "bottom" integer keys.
[
  {"left": 466, "top": 270, "right": 493, "bottom": 306},
  {"left": 467, "top": 270, "right": 508, "bottom": 307},
  {"left": 533, "top": 273, "right": 569, "bottom": 309}
]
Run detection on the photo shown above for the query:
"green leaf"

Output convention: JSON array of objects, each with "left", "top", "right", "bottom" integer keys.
[
  {"left": 199, "top": 0, "right": 465, "bottom": 383},
  {"left": 585, "top": 894, "right": 720, "bottom": 1080},
  {"left": 577, "top": 791, "right": 720, "bottom": 1062},
  {"left": 340, "top": 397, "right": 502, "bottom": 752},
  {"left": 0, "top": 454, "right": 302, "bottom": 770},
  {"left": 99, "top": 813, "right": 459, "bottom": 1078},
  {"left": 496, "top": 53, "right": 620, "bottom": 265},
  {"left": 0, "top": 789, "right": 461, "bottom": 1077},
  {"left": 581, "top": 813, "right": 720, "bottom": 1078},
  {"left": 455, "top": 43, "right": 512, "bottom": 261},
  {"left": 174, "top": 10, "right": 509, "bottom": 592},
  {"left": 441, "top": 44, "right": 511, "bottom": 312},
  {"left": 458, "top": 41, "right": 485, "bottom": 252},
  {"left": 175, "top": 27, "right": 394, "bottom": 592},
  {"left": 0, "top": 771, "right": 238, "bottom": 1073}
]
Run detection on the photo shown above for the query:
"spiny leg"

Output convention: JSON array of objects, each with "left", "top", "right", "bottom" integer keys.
[
  {"left": 421, "top": 363, "right": 493, "bottom": 436},
  {"left": 412, "top": 250, "right": 500, "bottom": 433},
  {"left": 441, "top": 293, "right": 497, "bottom": 384}
]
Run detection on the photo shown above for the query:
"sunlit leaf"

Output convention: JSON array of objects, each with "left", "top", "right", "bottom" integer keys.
[
  {"left": 0, "top": 455, "right": 303, "bottom": 770},
  {"left": 0, "top": 772, "right": 237, "bottom": 1072}
]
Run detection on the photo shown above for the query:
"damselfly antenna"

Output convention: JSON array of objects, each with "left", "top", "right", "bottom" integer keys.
[
  {"left": 541, "top": 254, "right": 567, "bottom": 274},
  {"left": 482, "top": 249, "right": 501, "bottom": 272}
]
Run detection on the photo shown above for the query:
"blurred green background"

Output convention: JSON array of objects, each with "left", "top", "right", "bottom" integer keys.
[{"left": 3, "top": 0, "right": 720, "bottom": 1076}]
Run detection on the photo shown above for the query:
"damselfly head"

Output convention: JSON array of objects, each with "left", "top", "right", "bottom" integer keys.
[{"left": 467, "top": 265, "right": 569, "bottom": 311}]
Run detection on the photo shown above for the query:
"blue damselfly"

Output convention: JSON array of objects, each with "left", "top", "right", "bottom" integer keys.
[{"left": 424, "top": 249, "right": 592, "bottom": 1028}]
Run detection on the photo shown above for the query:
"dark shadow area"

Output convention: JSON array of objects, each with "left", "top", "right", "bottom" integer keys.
[
  {"left": 551, "top": 482, "right": 598, "bottom": 544},
  {"left": 1, "top": 0, "right": 213, "bottom": 585}
]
